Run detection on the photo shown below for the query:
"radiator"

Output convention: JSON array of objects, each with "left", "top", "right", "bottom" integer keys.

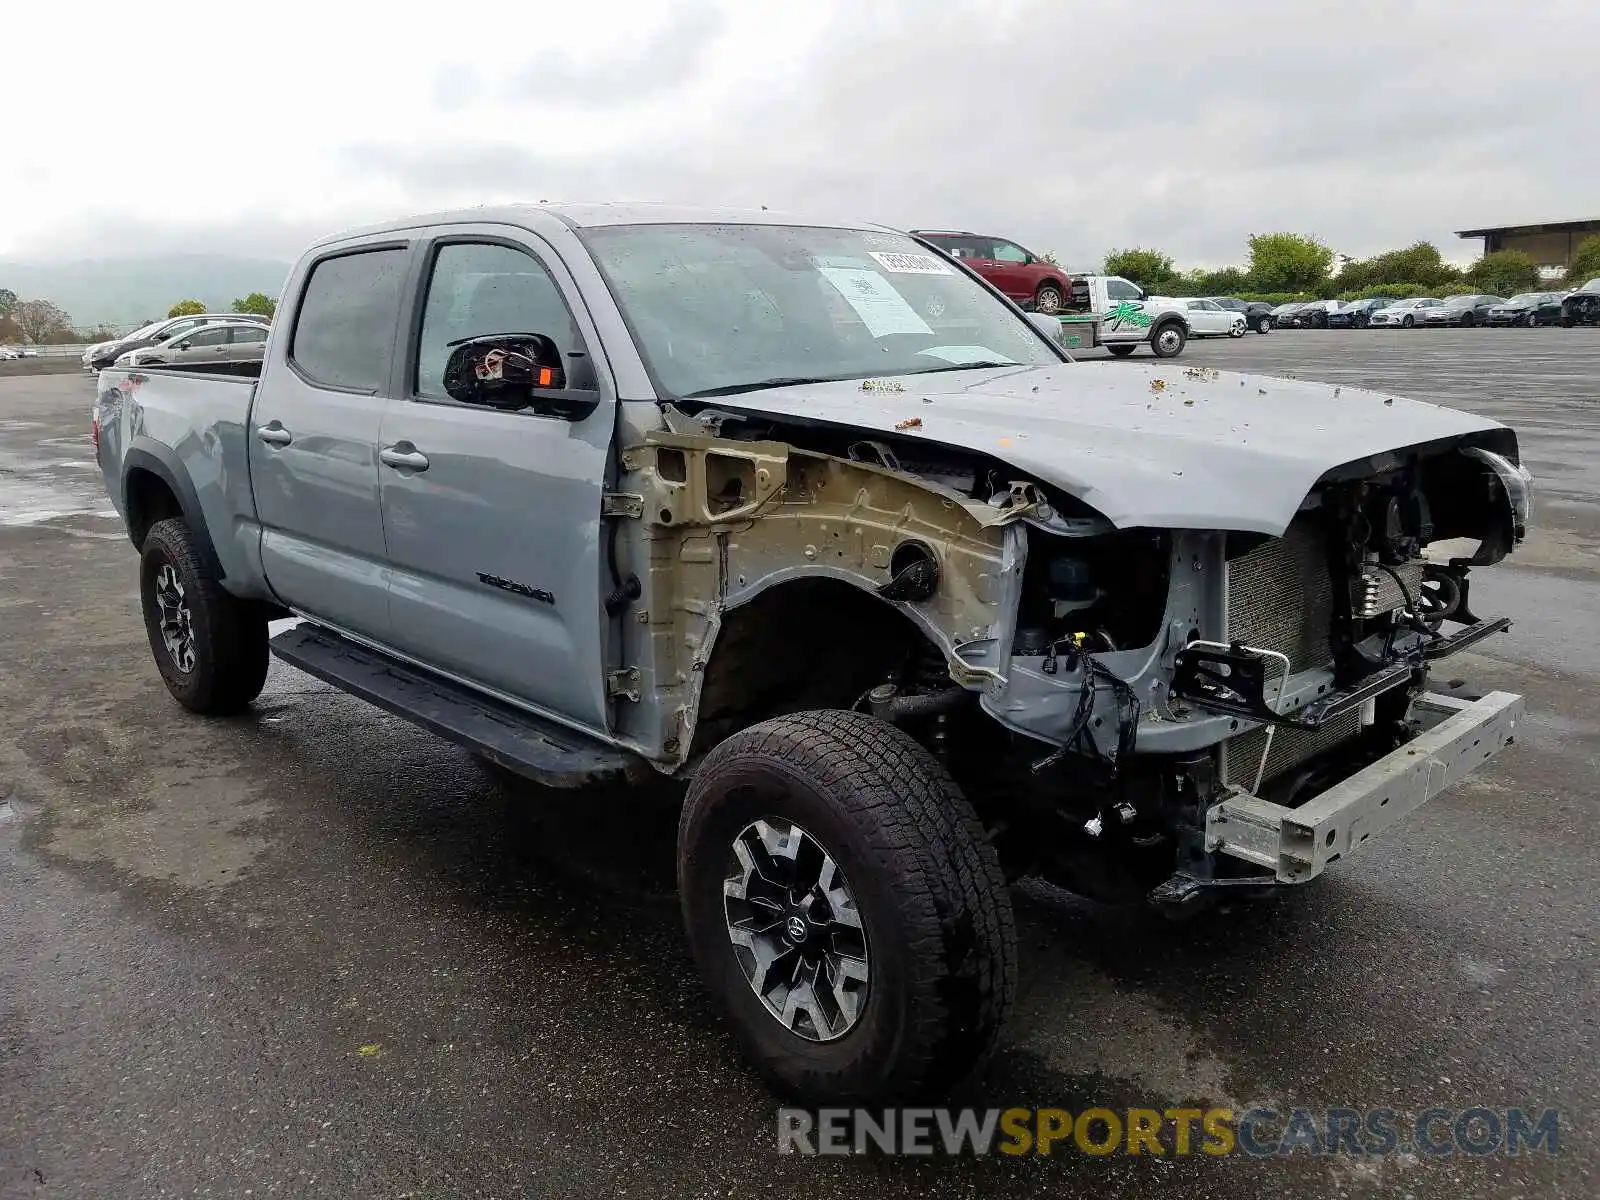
[{"left": 1220, "top": 517, "right": 1420, "bottom": 789}]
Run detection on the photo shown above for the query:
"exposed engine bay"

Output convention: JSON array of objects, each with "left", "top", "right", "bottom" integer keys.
[{"left": 622, "top": 397, "right": 1530, "bottom": 909}]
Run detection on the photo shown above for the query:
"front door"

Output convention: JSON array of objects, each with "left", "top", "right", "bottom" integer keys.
[
  {"left": 249, "top": 241, "right": 412, "bottom": 639},
  {"left": 985, "top": 239, "right": 1035, "bottom": 302},
  {"left": 376, "top": 231, "right": 616, "bottom": 732}
]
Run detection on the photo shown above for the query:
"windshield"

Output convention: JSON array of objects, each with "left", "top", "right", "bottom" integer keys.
[
  {"left": 1505, "top": 294, "right": 1539, "bottom": 305},
  {"left": 579, "top": 223, "right": 1062, "bottom": 398}
]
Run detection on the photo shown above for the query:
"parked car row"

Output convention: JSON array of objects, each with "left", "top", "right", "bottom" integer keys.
[
  {"left": 0, "top": 346, "right": 41, "bottom": 360},
  {"left": 82, "top": 312, "right": 271, "bottom": 372},
  {"left": 1269, "top": 281, "right": 1600, "bottom": 330}
]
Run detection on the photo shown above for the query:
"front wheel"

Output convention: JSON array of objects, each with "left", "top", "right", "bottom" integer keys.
[
  {"left": 1255, "top": 315, "right": 1273, "bottom": 334},
  {"left": 1033, "top": 284, "right": 1063, "bottom": 315},
  {"left": 1459, "top": 312, "right": 1475, "bottom": 327},
  {"left": 139, "top": 518, "right": 268, "bottom": 714},
  {"left": 1526, "top": 312, "right": 1539, "bottom": 327},
  {"left": 678, "top": 710, "right": 1016, "bottom": 1103},
  {"left": 1402, "top": 314, "right": 1415, "bottom": 328},
  {"left": 1150, "top": 321, "right": 1187, "bottom": 358},
  {"left": 1106, "top": 343, "right": 1138, "bottom": 357},
  {"left": 1228, "top": 320, "right": 1246, "bottom": 338}
]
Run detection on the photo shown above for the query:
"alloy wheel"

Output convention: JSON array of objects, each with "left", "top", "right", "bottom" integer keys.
[
  {"left": 723, "top": 817, "right": 869, "bottom": 1042},
  {"left": 153, "top": 563, "right": 197, "bottom": 673}
]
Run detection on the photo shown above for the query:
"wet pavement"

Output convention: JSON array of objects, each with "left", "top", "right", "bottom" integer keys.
[{"left": 1, "top": 330, "right": 1596, "bottom": 1198}]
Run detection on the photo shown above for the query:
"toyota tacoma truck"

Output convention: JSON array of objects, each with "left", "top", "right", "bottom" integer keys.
[{"left": 94, "top": 203, "right": 1529, "bottom": 1104}]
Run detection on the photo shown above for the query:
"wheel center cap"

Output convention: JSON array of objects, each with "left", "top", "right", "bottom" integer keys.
[{"left": 785, "top": 915, "right": 809, "bottom": 944}]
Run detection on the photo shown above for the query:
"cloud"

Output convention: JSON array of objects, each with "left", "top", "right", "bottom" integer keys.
[{"left": 6, "top": 0, "right": 1598, "bottom": 271}]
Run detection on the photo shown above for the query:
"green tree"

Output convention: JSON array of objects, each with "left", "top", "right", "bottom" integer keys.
[
  {"left": 1036, "top": 250, "right": 1060, "bottom": 268},
  {"left": 231, "top": 292, "right": 277, "bottom": 318},
  {"left": 168, "top": 299, "right": 206, "bottom": 318},
  {"left": 1103, "top": 247, "right": 1176, "bottom": 288},
  {"left": 0, "top": 288, "right": 17, "bottom": 319},
  {"left": 1246, "top": 232, "right": 1334, "bottom": 292},
  {"left": 1464, "top": 250, "right": 1540, "bottom": 296},
  {"left": 1566, "top": 235, "right": 1600, "bottom": 286},
  {"left": 1184, "top": 266, "right": 1250, "bottom": 296},
  {"left": 1337, "top": 241, "right": 1460, "bottom": 292}
]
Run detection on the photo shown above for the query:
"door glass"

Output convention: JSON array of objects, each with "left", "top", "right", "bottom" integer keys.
[
  {"left": 189, "top": 327, "right": 229, "bottom": 347},
  {"left": 231, "top": 327, "right": 267, "bottom": 343},
  {"left": 415, "top": 242, "right": 585, "bottom": 401},
  {"left": 1106, "top": 278, "right": 1141, "bottom": 302},
  {"left": 289, "top": 247, "right": 409, "bottom": 391},
  {"left": 990, "top": 241, "right": 1029, "bottom": 263}
]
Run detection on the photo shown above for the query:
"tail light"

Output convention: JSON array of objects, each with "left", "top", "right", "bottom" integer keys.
[{"left": 91, "top": 406, "right": 100, "bottom": 453}]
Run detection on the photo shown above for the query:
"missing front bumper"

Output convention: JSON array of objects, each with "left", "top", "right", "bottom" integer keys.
[{"left": 1204, "top": 690, "right": 1524, "bottom": 882}]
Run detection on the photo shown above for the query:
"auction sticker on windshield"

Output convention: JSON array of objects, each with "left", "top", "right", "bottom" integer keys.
[
  {"left": 869, "top": 251, "right": 953, "bottom": 275},
  {"left": 818, "top": 267, "right": 934, "bottom": 337}
]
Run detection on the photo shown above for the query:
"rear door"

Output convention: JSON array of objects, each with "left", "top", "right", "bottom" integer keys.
[
  {"left": 375, "top": 229, "right": 615, "bottom": 731},
  {"left": 168, "top": 325, "right": 229, "bottom": 364},
  {"left": 227, "top": 324, "right": 270, "bottom": 362},
  {"left": 249, "top": 239, "right": 412, "bottom": 639}
]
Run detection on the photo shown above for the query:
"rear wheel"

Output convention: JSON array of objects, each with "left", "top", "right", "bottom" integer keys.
[
  {"left": 1033, "top": 283, "right": 1063, "bottom": 315},
  {"left": 678, "top": 710, "right": 1016, "bottom": 1103},
  {"left": 1106, "top": 343, "right": 1138, "bottom": 357},
  {"left": 1150, "top": 320, "right": 1187, "bottom": 358},
  {"left": 139, "top": 518, "right": 268, "bottom": 714}
]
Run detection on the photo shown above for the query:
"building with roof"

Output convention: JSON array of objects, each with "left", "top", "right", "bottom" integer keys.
[{"left": 1455, "top": 218, "right": 1600, "bottom": 270}]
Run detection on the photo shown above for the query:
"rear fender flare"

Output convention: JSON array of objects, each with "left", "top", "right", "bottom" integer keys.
[{"left": 123, "top": 440, "right": 223, "bottom": 580}]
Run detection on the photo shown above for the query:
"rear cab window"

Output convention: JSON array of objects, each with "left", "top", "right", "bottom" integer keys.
[{"left": 289, "top": 247, "right": 410, "bottom": 392}]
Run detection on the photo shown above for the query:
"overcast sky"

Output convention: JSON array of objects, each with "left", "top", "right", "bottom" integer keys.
[{"left": 5, "top": 0, "right": 1595, "bottom": 271}]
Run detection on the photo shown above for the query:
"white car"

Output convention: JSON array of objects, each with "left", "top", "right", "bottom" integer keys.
[
  {"left": 0, "top": 346, "right": 18, "bottom": 361},
  {"left": 1171, "top": 297, "right": 1248, "bottom": 338},
  {"left": 1368, "top": 298, "right": 1443, "bottom": 328}
]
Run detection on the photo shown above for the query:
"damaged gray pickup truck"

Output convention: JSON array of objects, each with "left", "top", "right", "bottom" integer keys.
[{"left": 94, "top": 204, "right": 1529, "bottom": 1103}]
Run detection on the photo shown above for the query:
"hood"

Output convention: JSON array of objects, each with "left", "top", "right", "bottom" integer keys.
[{"left": 702, "top": 363, "right": 1508, "bottom": 536}]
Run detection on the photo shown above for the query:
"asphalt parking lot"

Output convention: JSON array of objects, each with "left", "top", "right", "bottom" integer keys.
[{"left": 2, "top": 329, "right": 1596, "bottom": 1198}]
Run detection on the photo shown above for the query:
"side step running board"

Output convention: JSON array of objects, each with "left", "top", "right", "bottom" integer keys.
[{"left": 269, "top": 624, "right": 635, "bottom": 789}]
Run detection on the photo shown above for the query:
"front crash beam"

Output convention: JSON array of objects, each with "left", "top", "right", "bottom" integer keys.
[{"left": 1203, "top": 690, "right": 1524, "bottom": 883}]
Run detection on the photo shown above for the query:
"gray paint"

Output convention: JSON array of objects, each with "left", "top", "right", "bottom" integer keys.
[
  {"left": 93, "top": 201, "right": 1525, "bottom": 770},
  {"left": 704, "top": 363, "right": 1514, "bottom": 536}
]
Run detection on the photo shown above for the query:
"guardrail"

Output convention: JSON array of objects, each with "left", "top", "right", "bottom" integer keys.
[{"left": 1, "top": 344, "right": 92, "bottom": 358}]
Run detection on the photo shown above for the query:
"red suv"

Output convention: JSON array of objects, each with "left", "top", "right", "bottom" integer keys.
[{"left": 910, "top": 229, "right": 1072, "bottom": 314}]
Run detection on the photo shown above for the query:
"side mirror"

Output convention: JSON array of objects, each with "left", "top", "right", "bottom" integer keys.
[
  {"left": 177, "top": 341, "right": 192, "bottom": 351},
  {"left": 442, "top": 333, "right": 595, "bottom": 419}
]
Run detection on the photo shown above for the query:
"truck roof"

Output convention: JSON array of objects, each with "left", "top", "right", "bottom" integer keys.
[{"left": 312, "top": 202, "right": 889, "bottom": 249}]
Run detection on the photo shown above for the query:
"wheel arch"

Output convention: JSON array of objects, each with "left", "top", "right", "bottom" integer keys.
[
  {"left": 686, "top": 575, "right": 955, "bottom": 762},
  {"left": 123, "top": 442, "right": 223, "bottom": 579}
]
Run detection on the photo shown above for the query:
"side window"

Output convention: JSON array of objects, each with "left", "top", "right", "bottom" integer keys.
[
  {"left": 991, "top": 241, "right": 1030, "bottom": 263},
  {"left": 163, "top": 320, "right": 202, "bottom": 342},
  {"left": 1106, "top": 277, "right": 1142, "bottom": 302},
  {"left": 290, "top": 247, "right": 408, "bottom": 392},
  {"left": 231, "top": 326, "right": 267, "bottom": 344},
  {"left": 188, "top": 327, "right": 229, "bottom": 347},
  {"left": 415, "top": 241, "right": 586, "bottom": 401}
]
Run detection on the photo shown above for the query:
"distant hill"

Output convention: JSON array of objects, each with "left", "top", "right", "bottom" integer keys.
[{"left": 0, "top": 254, "right": 292, "bottom": 331}]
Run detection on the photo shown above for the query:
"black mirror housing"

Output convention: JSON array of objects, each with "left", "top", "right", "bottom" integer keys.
[{"left": 441, "top": 333, "right": 597, "bottom": 419}]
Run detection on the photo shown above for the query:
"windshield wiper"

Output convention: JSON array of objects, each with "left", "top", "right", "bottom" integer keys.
[
  {"left": 680, "top": 375, "right": 856, "bottom": 398},
  {"left": 908, "top": 361, "right": 1017, "bottom": 374}
]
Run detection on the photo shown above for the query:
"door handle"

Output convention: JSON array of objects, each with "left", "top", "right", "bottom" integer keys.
[
  {"left": 380, "top": 446, "right": 430, "bottom": 471},
  {"left": 256, "top": 423, "right": 293, "bottom": 446}
]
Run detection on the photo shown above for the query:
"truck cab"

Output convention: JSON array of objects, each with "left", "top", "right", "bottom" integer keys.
[{"left": 1062, "top": 274, "right": 1192, "bottom": 357}]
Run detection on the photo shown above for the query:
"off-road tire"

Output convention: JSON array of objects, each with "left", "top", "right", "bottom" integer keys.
[
  {"left": 678, "top": 709, "right": 1016, "bottom": 1103},
  {"left": 1033, "top": 283, "right": 1064, "bottom": 315},
  {"left": 139, "top": 518, "right": 269, "bottom": 715},
  {"left": 1106, "top": 343, "right": 1138, "bottom": 357},
  {"left": 1150, "top": 319, "right": 1188, "bottom": 358}
]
